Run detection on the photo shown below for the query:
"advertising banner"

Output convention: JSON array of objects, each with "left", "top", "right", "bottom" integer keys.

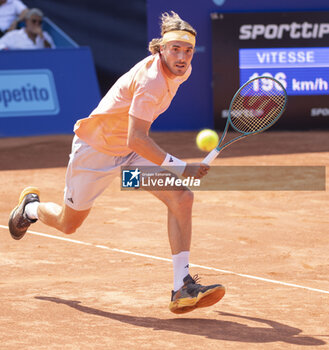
[
  {"left": 0, "top": 48, "right": 100, "bottom": 137},
  {"left": 0, "top": 69, "right": 59, "bottom": 117},
  {"left": 212, "top": 11, "right": 329, "bottom": 129}
]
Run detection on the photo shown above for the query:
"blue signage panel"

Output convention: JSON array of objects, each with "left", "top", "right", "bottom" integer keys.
[
  {"left": 240, "top": 48, "right": 329, "bottom": 68},
  {"left": 239, "top": 48, "right": 329, "bottom": 95},
  {"left": 0, "top": 48, "right": 100, "bottom": 137},
  {"left": 0, "top": 69, "right": 59, "bottom": 117}
]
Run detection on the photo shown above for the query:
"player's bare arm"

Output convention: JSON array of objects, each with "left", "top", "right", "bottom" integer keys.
[
  {"left": 127, "top": 115, "right": 209, "bottom": 179},
  {"left": 127, "top": 115, "right": 167, "bottom": 165}
]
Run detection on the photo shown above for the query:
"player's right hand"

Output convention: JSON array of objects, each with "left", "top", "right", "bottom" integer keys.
[{"left": 183, "top": 163, "right": 210, "bottom": 179}]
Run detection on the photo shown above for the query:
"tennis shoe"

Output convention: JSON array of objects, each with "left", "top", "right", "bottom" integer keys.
[
  {"left": 169, "top": 274, "right": 225, "bottom": 314},
  {"left": 8, "top": 187, "right": 40, "bottom": 240}
]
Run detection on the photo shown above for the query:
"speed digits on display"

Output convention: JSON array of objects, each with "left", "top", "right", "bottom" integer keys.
[{"left": 239, "top": 48, "right": 329, "bottom": 95}]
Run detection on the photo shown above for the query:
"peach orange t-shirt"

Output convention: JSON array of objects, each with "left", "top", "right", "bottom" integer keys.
[{"left": 74, "top": 53, "right": 191, "bottom": 156}]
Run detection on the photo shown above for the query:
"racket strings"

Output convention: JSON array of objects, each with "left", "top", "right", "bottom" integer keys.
[{"left": 230, "top": 83, "right": 286, "bottom": 134}]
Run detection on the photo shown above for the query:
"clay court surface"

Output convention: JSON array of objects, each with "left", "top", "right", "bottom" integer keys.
[{"left": 0, "top": 131, "right": 328, "bottom": 349}]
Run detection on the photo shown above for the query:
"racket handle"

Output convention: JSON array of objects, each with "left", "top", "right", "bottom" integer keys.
[{"left": 202, "top": 149, "right": 220, "bottom": 165}]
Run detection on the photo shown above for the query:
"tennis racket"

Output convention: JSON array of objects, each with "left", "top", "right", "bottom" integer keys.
[{"left": 203, "top": 76, "right": 287, "bottom": 164}]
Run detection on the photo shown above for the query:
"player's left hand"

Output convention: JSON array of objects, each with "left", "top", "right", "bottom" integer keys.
[{"left": 183, "top": 162, "right": 210, "bottom": 179}]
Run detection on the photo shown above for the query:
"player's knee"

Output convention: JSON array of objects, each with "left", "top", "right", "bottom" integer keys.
[
  {"left": 177, "top": 190, "right": 194, "bottom": 209},
  {"left": 184, "top": 190, "right": 194, "bottom": 205}
]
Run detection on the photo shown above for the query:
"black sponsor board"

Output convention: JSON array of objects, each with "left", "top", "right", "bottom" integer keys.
[{"left": 212, "top": 11, "right": 329, "bottom": 130}]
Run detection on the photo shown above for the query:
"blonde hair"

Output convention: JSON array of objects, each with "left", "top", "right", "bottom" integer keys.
[{"left": 148, "top": 11, "right": 197, "bottom": 55}]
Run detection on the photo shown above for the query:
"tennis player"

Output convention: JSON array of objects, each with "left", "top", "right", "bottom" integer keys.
[{"left": 8, "top": 11, "right": 225, "bottom": 314}]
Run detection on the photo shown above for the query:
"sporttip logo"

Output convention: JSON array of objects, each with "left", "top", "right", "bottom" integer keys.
[
  {"left": 311, "top": 108, "right": 329, "bottom": 117},
  {"left": 239, "top": 22, "right": 329, "bottom": 40}
]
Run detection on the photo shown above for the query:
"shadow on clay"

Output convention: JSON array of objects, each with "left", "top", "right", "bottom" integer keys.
[{"left": 35, "top": 296, "right": 326, "bottom": 346}]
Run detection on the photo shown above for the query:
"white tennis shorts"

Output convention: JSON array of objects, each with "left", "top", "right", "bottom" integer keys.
[{"left": 64, "top": 135, "right": 156, "bottom": 210}]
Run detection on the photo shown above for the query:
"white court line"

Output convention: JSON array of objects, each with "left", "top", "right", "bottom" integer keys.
[{"left": 1, "top": 224, "right": 329, "bottom": 295}]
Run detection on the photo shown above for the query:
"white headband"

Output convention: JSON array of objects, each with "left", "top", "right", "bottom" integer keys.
[{"left": 162, "top": 30, "right": 196, "bottom": 47}]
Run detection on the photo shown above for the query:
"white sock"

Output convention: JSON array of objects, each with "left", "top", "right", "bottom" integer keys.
[
  {"left": 172, "top": 251, "right": 190, "bottom": 291},
  {"left": 25, "top": 202, "right": 40, "bottom": 220}
]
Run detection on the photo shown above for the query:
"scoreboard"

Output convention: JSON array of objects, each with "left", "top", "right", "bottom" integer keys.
[
  {"left": 239, "top": 47, "right": 329, "bottom": 96},
  {"left": 211, "top": 11, "right": 329, "bottom": 129}
]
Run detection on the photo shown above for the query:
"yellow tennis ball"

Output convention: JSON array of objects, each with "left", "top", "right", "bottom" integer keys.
[{"left": 196, "top": 129, "right": 219, "bottom": 152}]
